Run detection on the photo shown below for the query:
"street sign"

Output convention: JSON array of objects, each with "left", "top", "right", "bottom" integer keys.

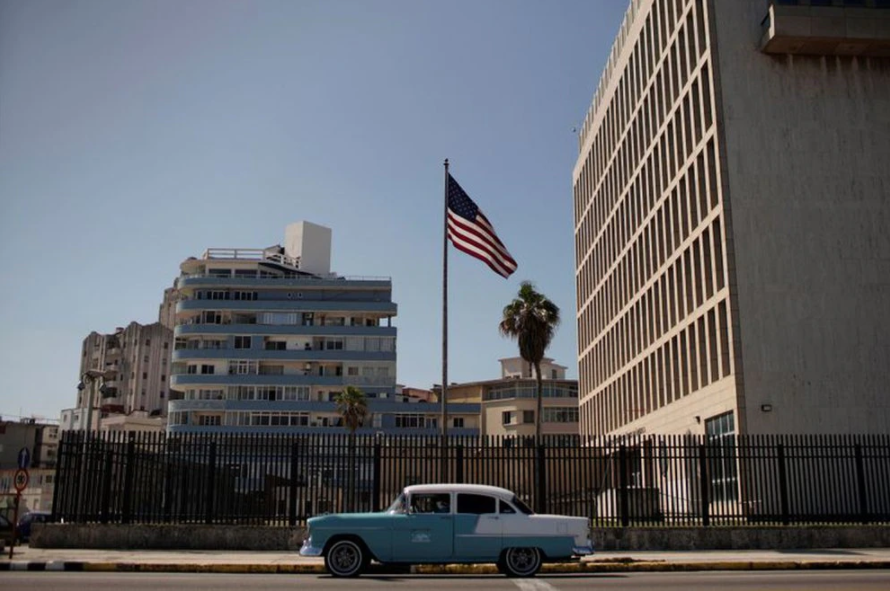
[
  {"left": 14, "top": 468, "right": 29, "bottom": 492},
  {"left": 17, "top": 446, "right": 31, "bottom": 470}
]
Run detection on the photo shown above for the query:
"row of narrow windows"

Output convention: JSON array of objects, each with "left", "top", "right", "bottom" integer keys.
[
  {"left": 573, "top": 0, "right": 731, "bottom": 434},
  {"left": 580, "top": 298, "right": 732, "bottom": 436},
  {"left": 574, "top": 0, "right": 709, "bottom": 235},
  {"left": 576, "top": 71, "right": 715, "bottom": 314},
  {"left": 578, "top": 138, "right": 723, "bottom": 352},
  {"left": 580, "top": 216, "right": 726, "bottom": 388}
]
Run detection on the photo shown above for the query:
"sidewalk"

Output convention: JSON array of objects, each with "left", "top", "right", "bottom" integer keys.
[{"left": 3, "top": 546, "right": 890, "bottom": 574}]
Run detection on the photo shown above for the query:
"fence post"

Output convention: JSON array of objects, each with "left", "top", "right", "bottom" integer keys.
[
  {"left": 163, "top": 450, "right": 174, "bottom": 524},
  {"left": 289, "top": 440, "right": 299, "bottom": 526},
  {"left": 536, "top": 441, "right": 547, "bottom": 515},
  {"left": 619, "top": 445, "right": 629, "bottom": 527},
  {"left": 205, "top": 441, "right": 217, "bottom": 525},
  {"left": 372, "top": 440, "right": 382, "bottom": 513},
  {"left": 698, "top": 443, "right": 710, "bottom": 527},
  {"left": 777, "top": 443, "right": 790, "bottom": 525},
  {"left": 72, "top": 433, "right": 85, "bottom": 522},
  {"left": 100, "top": 447, "right": 113, "bottom": 524},
  {"left": 456, "top": 444, "right": 464, "bottom": 484},
  {"left": 854, "top": 443, "right": 869, "bottom": 524},
  {"left": 122, "top": 433, "right": 136, "bottom": 525},
  {"left": 51, "top": 432, "right": 68, "bottom": 521}
]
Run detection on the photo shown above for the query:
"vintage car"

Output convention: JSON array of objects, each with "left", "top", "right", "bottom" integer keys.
[{"left": 300, "top": 483, "right": 593, "bottom": 577}]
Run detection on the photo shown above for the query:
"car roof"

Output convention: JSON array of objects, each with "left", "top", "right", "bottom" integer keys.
[{"left": 403, "top": 483, "right": 516, "bottom": 500}]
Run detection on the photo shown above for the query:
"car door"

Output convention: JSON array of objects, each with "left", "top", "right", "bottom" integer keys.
[
  {"left": 391, "top": 492, "right": 453, "bottom": 562},
  {"left": 453, "top": 493, "right": 500, "bottom": 561}
]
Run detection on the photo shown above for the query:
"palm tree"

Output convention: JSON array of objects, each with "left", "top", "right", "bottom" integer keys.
[
  {"left": 333, "top": 385, "right": 368, "bottom": 511},
  {"left": 499, "top": 281, "right": 561, "bottom": 440}
]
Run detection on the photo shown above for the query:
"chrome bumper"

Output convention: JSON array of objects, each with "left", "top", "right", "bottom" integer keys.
[
  {"left": 299, "top": 537, "right": 323, "bottom": 557},
  {"left": 573, "top": 540, "right": 594, "bottom": 556}
]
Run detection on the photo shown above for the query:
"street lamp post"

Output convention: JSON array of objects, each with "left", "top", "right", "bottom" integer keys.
[{"left": 77, "top": 369, "right": 113, "bottom": 434}]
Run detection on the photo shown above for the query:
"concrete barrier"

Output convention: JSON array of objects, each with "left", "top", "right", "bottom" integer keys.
[
  {"left": 32, "top": 524, "right": 307, "bottom": 550},
  {"left": 32, "top": 523, "right": 890, "bottom": 551},
  {"left": 596, "top": 526, "right": 890, "bottom": 550}
]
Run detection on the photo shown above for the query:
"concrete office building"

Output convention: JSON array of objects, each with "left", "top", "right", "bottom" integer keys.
[
  {"left": 168, "top": 222, "right": 473, "bottom": 435},
  {"left": 573, "top": 0, "right": 890, "bottom": 438},
  {"left": 60, "top": 322, "right": 173, "bottom": 432}
]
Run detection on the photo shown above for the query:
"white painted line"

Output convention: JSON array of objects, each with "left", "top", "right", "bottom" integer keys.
[{"left": 512, "top": 579, "right": 559, "bottom": 591}]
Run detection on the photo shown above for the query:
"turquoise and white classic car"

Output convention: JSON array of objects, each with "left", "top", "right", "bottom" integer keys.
[{"left": 300, "top": 483, "right": 593, "bottom": 577}]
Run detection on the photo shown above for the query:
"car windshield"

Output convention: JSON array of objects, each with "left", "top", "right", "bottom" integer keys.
[
  {"left": 511, "top": 495, "right": 534, "bottom": 515},
  {"left": 386, "top": 493, "right": 406, "bottom": 514}
]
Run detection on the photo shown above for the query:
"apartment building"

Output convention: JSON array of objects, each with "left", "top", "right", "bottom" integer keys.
[
  {"left": 574, "top": 0, "right": 890, "bottom": 438},
  {"left": 440, "top": 357, "right": 579, "bottom": 438},
  {"left": 0, "top": 419, "right": 59, "bottom": 514},
  {"left": 60, "top": 322, "right": 173, "bottom": 431},
  {"left": 168, "top": 221, "right": 469, "bottom": 435}
]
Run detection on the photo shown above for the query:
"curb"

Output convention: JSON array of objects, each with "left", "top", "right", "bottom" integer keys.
[{"left": 2, "top": 560, "right": 890, "bottom": 574}]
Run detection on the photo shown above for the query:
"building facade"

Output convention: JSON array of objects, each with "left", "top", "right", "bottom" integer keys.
[
  {"left": 168, "top": 222, "right": 477, "bottom": 435},
  {"left": 0, "top": 419, "right": 59, "bottom": 515},
  {"left": 441, "top": 357, "right": 579, "bottom": 438},
  {"left": 574, "top": 0, "right": 890, "bottom": 438},
  {"left": 60, "top": 322, "right": 174, "bottom": 432}
]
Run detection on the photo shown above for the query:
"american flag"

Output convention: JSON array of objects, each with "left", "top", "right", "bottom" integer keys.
[{"left": 447, "top": 174, "right": 517, "bottom": 279}]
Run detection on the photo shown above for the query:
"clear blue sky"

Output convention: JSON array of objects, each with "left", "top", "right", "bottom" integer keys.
[{"left": 0, "top": 0, "right": 627, "bottom": 422}]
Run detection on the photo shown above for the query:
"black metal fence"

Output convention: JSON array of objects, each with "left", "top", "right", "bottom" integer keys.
[{"left": 52, "top": 431, "right": 890, "bottom": 527}]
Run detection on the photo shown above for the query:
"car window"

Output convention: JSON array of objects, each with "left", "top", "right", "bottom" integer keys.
[
  {"left": 510, "top": 495, "right": 534, "bottom": 515},
  {"left": 456, "top": 493, "right": 496, "bottom": 515},
  {"left": 499, "top": 500, "right": 516, "bottom": 514},
  {"left": 387, "top": 493, "right": 407, "bottom": 514},
  {"left": 410, "top": 493, "right": 450, "bottom": 514}
]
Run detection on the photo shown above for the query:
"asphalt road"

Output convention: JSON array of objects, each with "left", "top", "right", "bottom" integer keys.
[{"left": 4, "top": 571, "right": 890, "bottom": 590}]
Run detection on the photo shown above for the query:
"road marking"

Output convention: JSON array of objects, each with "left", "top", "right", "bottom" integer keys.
[{"left": 512, "top": 579, "right": 559, "bottom": 591}]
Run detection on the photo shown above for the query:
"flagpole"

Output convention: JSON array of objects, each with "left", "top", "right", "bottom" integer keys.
[{"left": 442, "top": 158, "right": 450, "bottom": 450}]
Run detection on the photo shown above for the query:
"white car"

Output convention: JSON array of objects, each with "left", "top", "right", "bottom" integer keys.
[{"left": 301, "top": 483, "right": 593, "bottom": 577}]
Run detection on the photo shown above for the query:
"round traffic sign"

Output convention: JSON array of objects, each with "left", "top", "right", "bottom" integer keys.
[{"left": 14, "top": 468, "right": 29, "bottom": 492}]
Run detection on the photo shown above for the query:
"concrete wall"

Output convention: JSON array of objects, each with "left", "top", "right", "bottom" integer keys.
[
  {"left": 597, "top": 525, "right": 890, "bottom": 551},
  {"left": 712, "top": 0, "right": 890, "bottom": 434},
  {"left": 32, "top": 523, "right": 890, "bottom": 551},
  {"left": 32, "top": 524, "right": 307, "bottom": 551}
]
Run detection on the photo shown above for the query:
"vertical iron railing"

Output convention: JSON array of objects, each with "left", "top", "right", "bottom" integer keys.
[{"left": 51, "top": 432, "right": 890, "bottom": 527}]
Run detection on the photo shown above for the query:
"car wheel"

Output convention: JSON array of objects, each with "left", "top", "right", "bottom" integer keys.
[
  {"left": 324, "top": 539, "right": 365, "bottom": 577},
  {"left": 502, "top": 547, "right": 542, "bottom": 577}
]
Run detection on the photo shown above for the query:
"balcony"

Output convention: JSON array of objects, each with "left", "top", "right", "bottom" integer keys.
[
  {"left": 172, "top": 349, "right": 396, "bottom": 362},
  {"left": 761, "top": 1, "right": 890, "bottom": 57},
  {"left": 174, "top": 324, "right": 397, "bottom": 337},
  {"left": 177, "top": 274, "right": 392, "bottom": 290},
  {"left": 176, "top": 299, "right": 398, "bottom": 315},
  {"left": 170, "top": 373, "right": 397, "bottom": 388}
]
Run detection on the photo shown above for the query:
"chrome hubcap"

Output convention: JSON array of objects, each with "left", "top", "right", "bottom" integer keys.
[
  {"left": 509, "top": 548, "right": 538, "bottom": 572},
  {"left": 332, "top": 544, "right": 359, "bottom": 571}
]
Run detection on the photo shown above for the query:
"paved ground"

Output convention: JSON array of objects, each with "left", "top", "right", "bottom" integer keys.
[
  {"left": 3, "top": 546, "right": 890, "bottom": 573},
  {"left": 4, "top": 571, "right": 890, "bottom": 591}
]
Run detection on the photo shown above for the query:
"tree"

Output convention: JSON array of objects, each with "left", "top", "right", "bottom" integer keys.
[
  {"left": 499, "top": 281, "right": 561, "bottom": 440},
  {"left": 333, "top": 385, "right": 368, "bottom": 511}
]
